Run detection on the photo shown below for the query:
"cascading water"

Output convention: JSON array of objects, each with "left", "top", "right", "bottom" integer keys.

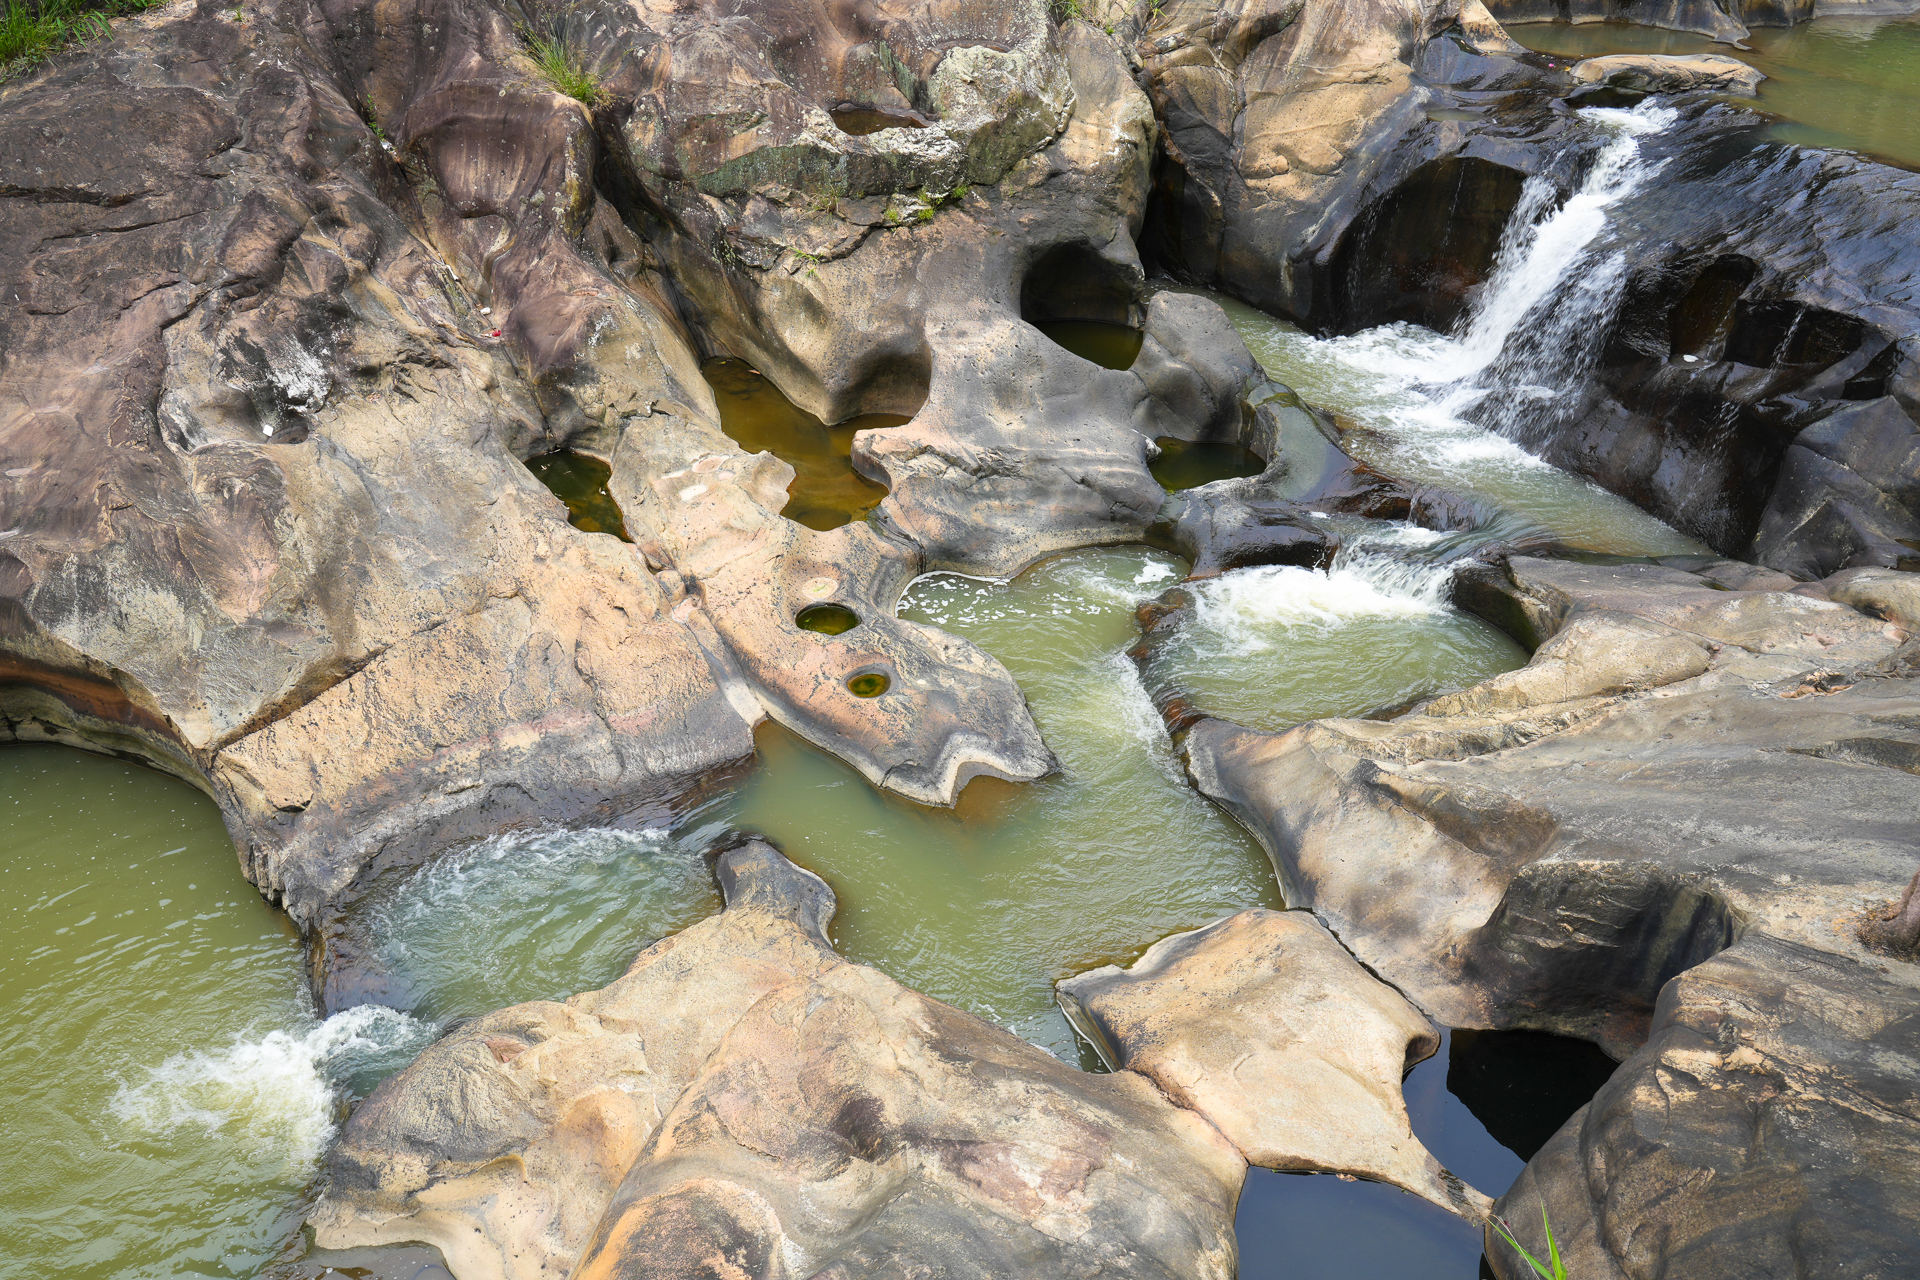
[{"left": 1166, "top": 100, "right": 1706, "bottom": 557}]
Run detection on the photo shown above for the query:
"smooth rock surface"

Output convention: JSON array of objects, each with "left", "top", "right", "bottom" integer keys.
[
  {"left": 1059, "top": 908, "right": 1493, "bottom": 1216},
  {"left": 313, "top": 840, "right": 1248, "bottom": 1280},
  {"left": 1569, "top": 52, "right": 1764, "bottom": 93},
  {"left": 1179, "top": 556, "right": 1920, "bottom": 1055}
]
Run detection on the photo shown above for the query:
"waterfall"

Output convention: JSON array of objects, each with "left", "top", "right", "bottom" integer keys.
[{"left": 1435, "top": 102, "right": 1679, "bottom": 446}]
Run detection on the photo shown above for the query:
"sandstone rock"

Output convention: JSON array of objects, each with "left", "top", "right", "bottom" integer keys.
[
  {"left": 1569, "top": 53, "right": 1763, "bottom": 95},
  {"left": 313, "top": 840, "right": 1248, "bottom": 1280},
  {"left": 1482, "top": 0, "right": 1920, "bottom": 43},
  {"left": 1, "top": 0, "right": 1267, "bottom": 915},
  {"left": 1489, "top": 936, "right": 1920, "bottom": 1279},
  {"left": 1058, "top": 908, "right": 1494, "bottom": 1217},
  {"left": 1176, "top": 555, "right": 1920, "bottom": 1055}
]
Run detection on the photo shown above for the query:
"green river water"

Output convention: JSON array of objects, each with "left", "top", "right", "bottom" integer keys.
[
  {"left": 1, "top": 77, "right": 1787, "bottom": 1278},
  {"left": 1513, "top": 14, "right": 1920, "bottom": 170}
]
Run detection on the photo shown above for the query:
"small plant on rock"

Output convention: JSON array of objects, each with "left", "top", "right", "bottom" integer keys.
[
  {"left": 1491, "top": 1209, "right": 1568, "bottom": 1280},
  {"left": 519, "top": 27, "right": 606, "bottom": 106}
]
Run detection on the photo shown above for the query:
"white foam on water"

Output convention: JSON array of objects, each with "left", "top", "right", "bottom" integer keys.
[
  {"left": 376, "top": 826, "right": 673, "bottom": 928},
  {"left": 109, "top": 1004, "right": 431, "bottom": 1169},
  {"left": 1238, "top": 100, "right": 1680, "bottom": 478}
]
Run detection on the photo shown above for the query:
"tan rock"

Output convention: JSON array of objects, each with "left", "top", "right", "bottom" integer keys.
[
  {"left": 1059, "top": 909, "right": 1494, "bottom": 1217},
  {"left": 1570, "top": 53, "right": 1763, "bottom": 96}
]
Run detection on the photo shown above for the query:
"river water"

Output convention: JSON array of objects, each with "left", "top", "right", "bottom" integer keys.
[
  {"left": 1512, "top": 13, "right": 1920, "bottom": 170},
  {"left": 1, "top": 64, "right": 1783, "bottom": 1280}
]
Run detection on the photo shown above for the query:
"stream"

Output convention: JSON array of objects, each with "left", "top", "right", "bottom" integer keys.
[{"left": 5, "top": 37, "right": 1870, "bottom": 1280}]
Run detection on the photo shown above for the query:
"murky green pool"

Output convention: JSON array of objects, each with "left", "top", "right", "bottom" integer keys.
[
  {"left": 1512, "top": 15, "right": 1920, "bottom": 171},
  {"left": 0, "top": 746, "right": 427, "bottom": 1280}
]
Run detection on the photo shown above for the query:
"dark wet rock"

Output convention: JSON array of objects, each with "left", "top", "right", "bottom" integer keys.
[
  {"left": 1138, "top": 0, "right": 1569, "bottom": 327},
  {"left": 1179, "top": 556, "right": 1918, "bottom": 1056},
  {"left": 1484, "top": 110, "right": 1920, "bottom": 577},
  {"left": 1150, "top": 384, "right": 1504, "bottom": 577},
  {"left": 1488, "top": 936, "right": 1920, "bottom": 1280},
  {"left": 313, "top": 839, "right": 1247, "bottom": 1280},
  {"left": 1059, "top": 908, "right": 1493, "bottom": 1217}
]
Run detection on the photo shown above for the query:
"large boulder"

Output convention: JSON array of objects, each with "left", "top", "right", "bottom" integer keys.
[
  {"left": 312, "top": 840, "right": 1249, "bottom": 1280},
  {"left": 1176, "top": 556, "right": 1919, "bottom": 1054},
  {"left": 1489, "top": 935, "right": 1920, "bottom": 1279},
  {"left": 1058, "top": 908, "right": 1494, "bottom": 1215}
]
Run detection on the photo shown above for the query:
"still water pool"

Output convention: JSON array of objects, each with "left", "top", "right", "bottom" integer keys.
[{"left": 1512, "top": 15, "right": 1920, "bottom": 171}]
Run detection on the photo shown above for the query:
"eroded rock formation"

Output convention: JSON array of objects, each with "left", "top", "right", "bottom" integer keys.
[
  {"left": 0, "top": 0, "right": 1262, "bottom": 919},
  {"left": 313, "top": 840, "right": 1249, "bottom": 1280},
  {"left": 1058, "top": 908, "right": 1493, "bottom": 1217}
]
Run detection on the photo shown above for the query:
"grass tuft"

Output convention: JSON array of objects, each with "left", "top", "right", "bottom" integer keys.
[
  {"left": 1, "top": 0, "right": 160, "bottom": 79},
  {"left": 1491, "top": 1209, "right": 1569, "bottom": 1280},
  {"left": 519, "top": 28, "right": 605, "bottom": 106}
]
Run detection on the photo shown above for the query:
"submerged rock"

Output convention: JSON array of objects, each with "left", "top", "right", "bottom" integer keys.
[
  {"left": 1059, "top": 908, "right": 1493, "bottom": 1217},
  {"left": 313, "top": 840, "right": 1246, "bottom": 1280}
]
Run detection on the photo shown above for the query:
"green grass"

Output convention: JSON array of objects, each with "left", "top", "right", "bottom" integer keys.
[
  {"left": 1492, "top": 1209, "right": 1568, "bottom": 1280},
  {"left": 0, "top": 0, "right": 161, "bottom": 78},
  {"left": 520, "top": 29, "right": 605, "bottom": 106}
]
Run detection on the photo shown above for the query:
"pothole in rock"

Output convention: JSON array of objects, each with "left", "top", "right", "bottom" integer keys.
[
  {"left": 1032, "top": 320, "right": 1145, "bottom": 370},
  {"left": 796, "top": 603, "right": 862, "bottom": 635},
  {"left": 702, "top": 358, "right": 910, "bottom": 531},
  {"left": 1021, "top": 242, "right": 1145, "bottom": 371},
  {"left": 526, "top": 450, "right": 632, "bottom": 541},
  {"left": 829, "top": 103, "right": 928, "bottom": 136},
  {"left": 1238, "top": 1026, "right": 1618, "bottom": 1279},
  {"left": 1149, "top": 437, "right": 1266, "bottom": 491}
]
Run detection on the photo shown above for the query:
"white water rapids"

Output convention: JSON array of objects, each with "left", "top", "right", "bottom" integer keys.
[{"left": 1152, "top": 101, "right": 1702, "bottom": 726}]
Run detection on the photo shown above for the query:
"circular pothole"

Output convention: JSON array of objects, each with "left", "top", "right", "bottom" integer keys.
[
  {"left": 847, "top": 672, "right": 890, "bottom": 698},
  {"left": 797, "top": 603, "right": 862, "bottom": 635}
]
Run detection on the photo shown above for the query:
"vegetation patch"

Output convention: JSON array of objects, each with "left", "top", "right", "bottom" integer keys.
[
  {"left": 519, "top": 27, "right": 606, "bottom": 106},
  {"left": 1, "top": 0, "right": 163, "bottom": 79}
]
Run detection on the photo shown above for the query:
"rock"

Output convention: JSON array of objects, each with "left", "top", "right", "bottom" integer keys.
[
  {"left": 1569, "top": 53, "right": 1763, "bottom": 96},
  {"left": 1139, "top": 0, "right": 1569, "bottom": 327},
  {"left": 1489, "top": 936, "right": 1920, "bottom": 1280},
  {"left": 1752, "top": 396, "right": 1920, "bottom": 578},
  {"left": 313, "top": 840, "right": 1248, "bottom": 1280},
  {"left": 1176, "top": 555, "right": 1920, "bottom": 1055},
  {"left": 1058, "top": 908, "right": 1494, "bottom": 1217},
  {"left": 0, "top": 0, "right": 1269, "bottom": 915}
]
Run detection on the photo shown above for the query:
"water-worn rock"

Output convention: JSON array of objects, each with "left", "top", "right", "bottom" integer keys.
[
  {"left": 1178, "top": 556, "right": 1920, "bottom": 1055},
  {"left": 1488, "top": 935, "right": 1920, "bottom": 1280},
  {"left": 1482, "top": 0, "right": 1920, "bottom": 43},
  {"left": 1137, "top": 0, "right": 1565, "bottom": 327},
  {"left": 0, "top": 0, "right": 1267, "bottom": 914},
  {"left": 1059, "top": 908, "right": 1493, "bottom": 1216},
  {"left": 1569, "top": 53, "right": 1762, "bottom": 95},
  {"left": 313, "top": 840, "right": 1248, "bottom": 1280}
]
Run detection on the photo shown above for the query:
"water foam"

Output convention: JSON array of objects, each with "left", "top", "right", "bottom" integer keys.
[{"left": 109, "top": 1004, "right": 432, "bottom": 1168}]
